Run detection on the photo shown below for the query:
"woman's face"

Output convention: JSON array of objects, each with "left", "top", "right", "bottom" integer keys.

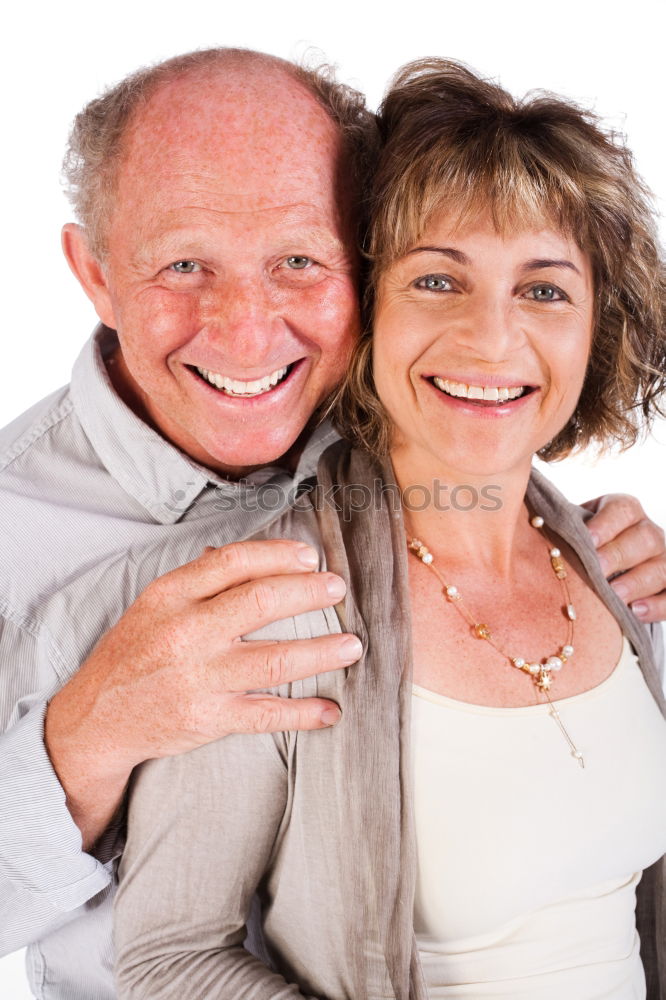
[{"left": 373, "top": 210, "right": 595, "bottom": 481}]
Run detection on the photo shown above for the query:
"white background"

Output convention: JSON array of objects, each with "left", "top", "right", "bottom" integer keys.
[{"left": 2, "top": 0, "right": 664, "bottom": 994}]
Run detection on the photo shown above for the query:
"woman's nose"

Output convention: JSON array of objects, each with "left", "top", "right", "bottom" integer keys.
[{"left": 455, "top": 296, "right": 525, "bottom": 363}]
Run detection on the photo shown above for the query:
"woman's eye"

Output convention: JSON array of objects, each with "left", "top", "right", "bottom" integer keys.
[
  {"left": 416, "top": 274, "right": 453, "bottom": 292},
  {"left": 284, "top": 256, "right": 313, "bottom": 270},
  {"left": 526, "top": 283, "right": 567, "bottom": 302},
  {"left": 170, "top": 261, "right": 201, "bottom": 274}
]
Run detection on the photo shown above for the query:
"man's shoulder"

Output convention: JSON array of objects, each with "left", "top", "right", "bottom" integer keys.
[
  {"left": 0, "top": 380, "right": 130, "bottom": 630},
  {"left": 0, "top": 384, "right": 78, "bottom": 474}
]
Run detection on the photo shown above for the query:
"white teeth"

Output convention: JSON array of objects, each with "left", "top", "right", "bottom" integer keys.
[
  {"left": 196, "top": 365, "right": 289, "bottom": 397},
  {"left": 432, "top": 377, "right": 527, "bottom": 402}
]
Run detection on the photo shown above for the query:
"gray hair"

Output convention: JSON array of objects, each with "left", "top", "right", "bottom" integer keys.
[{"left": 62, "top": 47, "right": 378, "bottom": 260}]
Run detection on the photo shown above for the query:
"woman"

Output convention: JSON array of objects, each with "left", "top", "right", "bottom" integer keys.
[{"left": 114, "top": 60, "right": 666, "bottom": 998}]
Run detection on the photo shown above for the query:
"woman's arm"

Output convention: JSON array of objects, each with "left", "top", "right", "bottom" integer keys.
[{"left": 114, "top": 730, "right": 319, "bottom": 1000}]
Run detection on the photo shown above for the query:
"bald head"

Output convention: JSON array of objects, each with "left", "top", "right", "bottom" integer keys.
[
  {"left": 63, "top": 47, "right": 376, "bottom": 259},
  {"left": 114, "top": 59, "right": 348, "bottom": 245}
]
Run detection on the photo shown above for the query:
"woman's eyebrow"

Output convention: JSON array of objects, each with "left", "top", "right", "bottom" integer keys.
[
  {"left": 406, "top": 246, "right": 469, "bottom": 264},
  {"left": 522, "top": 258, "right": 581, "bottom": 275},
  {"left": 404, "top": 248, "right": 582, "bottom": 277}
]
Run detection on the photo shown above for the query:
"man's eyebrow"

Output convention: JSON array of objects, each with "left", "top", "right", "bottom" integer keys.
[
  {"left": 521, "top": 258, "right": 581, "bottom": 276},
  {"left": 406, "top": 246, "right": 470, "bottom": 264}
]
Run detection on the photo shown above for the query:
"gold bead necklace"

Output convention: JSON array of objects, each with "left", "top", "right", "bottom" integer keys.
[{"left": 407, "top": 513, "right": 585, "bottom": 768}]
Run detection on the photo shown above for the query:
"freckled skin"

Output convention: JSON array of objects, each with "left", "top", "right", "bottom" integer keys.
[{"left": 70, "top": 63, "right": 360, "bottom": 477}]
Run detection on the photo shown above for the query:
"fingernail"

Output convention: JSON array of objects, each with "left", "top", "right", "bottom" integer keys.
[
  {"left": 296, "top": 544, "right": 318, "bottom": 568},
  {"left": 338, "top": 636, "right": 363, "bottom": 662},
  {"left": 588, "top": 530, "right": 600, "bottom": 548},
  {"left": 611, "top": 580, "right": 629, "bottom": 601},
  {"left": 326, "top": 575, "right": 346, "bottom": 599},
  {"left": 632, "top": 602, "right": 648, "bottom": 619},
  {"left": 321, "top": 706, "right": 342, "bottom": 727}
]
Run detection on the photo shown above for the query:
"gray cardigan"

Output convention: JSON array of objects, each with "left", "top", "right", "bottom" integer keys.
[{"left": 114, "top": 451, "right": 665, "bottom": 1000}]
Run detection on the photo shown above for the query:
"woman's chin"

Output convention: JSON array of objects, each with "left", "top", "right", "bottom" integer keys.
[{"left": 390, "top": 435, "right": 537, "bottom": 488}]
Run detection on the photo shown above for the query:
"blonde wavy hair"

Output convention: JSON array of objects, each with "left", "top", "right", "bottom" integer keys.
[{"left": 335, "top": 59, "right": 666, "bottom": 461}]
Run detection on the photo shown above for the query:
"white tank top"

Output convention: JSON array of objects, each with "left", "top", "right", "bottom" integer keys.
[{"left": 410, "top": 637, "right": 666, "bottom": 999}]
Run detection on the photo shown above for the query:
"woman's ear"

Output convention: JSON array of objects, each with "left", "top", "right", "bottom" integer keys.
[{"left": 62, "top": 223, "right": 116, "bottom": 329}]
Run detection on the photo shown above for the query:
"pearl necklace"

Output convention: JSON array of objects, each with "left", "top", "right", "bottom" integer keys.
[{"left": 407, "top": 514, "right": 585, "bottom": 768}]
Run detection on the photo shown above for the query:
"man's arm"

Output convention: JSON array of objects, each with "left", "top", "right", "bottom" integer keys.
[
  {"left": 583, "top": 494, "right": 666, "bottom": 623},
  {"left": 44, "top": 539, "right": 361, "bottom": 850},
  {"left": 0, "top": 628, "right": 117, "bottom": 955},
  {"left": 0, "top": 539, "right": 360, "bottom": 954}
]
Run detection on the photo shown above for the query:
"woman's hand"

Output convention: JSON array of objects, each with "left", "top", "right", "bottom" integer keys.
[{"left": 583, "top": 494, "right": 666, "bottom": 623}]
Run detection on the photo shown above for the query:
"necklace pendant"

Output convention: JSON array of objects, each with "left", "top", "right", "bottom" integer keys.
[{"left": 548, "top": 704, "right": 585, "bottom": 768}]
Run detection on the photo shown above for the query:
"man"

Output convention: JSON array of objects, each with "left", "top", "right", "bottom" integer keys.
[{"left": 0, "top": 47, "right": 663, "bottom": 998}]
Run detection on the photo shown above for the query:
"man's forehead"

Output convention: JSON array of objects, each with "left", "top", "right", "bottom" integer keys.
[
  {"left": 104, "top": 63, "right": 358, "bottom": 253},
  {"left": 114, "top": 75, "right": 343, "bottom": 215},
  {"left": 112, "top": 156, "right": 344, "bottom": 240},
  {"left": 129, "top": 206, "right": 350, "bottom": 259},
  {"left": 123, "top": 65, "right": 340, "bottom": 170}
]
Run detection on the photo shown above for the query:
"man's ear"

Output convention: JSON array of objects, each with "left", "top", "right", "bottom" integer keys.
[{"left": 62, "top": 223, "right": 116, "bottom": 329}]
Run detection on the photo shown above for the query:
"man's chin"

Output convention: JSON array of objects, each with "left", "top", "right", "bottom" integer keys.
[{"left": 202, "top": 428, "right": 311, "bottom": 481}]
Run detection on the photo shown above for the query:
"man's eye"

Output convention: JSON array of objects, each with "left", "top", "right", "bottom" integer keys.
[
  {"left": 170, "top": 261, "right": 201, "bottom": 274},
  {"left": 284, "top": 256, "right": 313, "bottom": 270},
  {"left": 526, "top": 283, "right": 567, "bottom": 302},
  {"left": 415, "top": 274, "right": 453, "bottom": 292}
]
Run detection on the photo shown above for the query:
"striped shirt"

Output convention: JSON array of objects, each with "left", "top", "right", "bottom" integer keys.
[{"left": 0, "top": 324, "right": 338, "bottom": 999}]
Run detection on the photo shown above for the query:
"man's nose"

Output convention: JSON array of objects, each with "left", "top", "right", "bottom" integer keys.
[{"left": 201, "top": 279, "right": 285, "bottom": 368}]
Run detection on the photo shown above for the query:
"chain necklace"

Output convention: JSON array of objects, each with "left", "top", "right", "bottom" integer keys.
[{"left": 407, "top": 513, "right": 585, "bottom": 768}]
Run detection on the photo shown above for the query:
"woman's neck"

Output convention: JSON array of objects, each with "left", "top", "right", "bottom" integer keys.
[{"left": 391, "top": 447, "right": 536, "bottom": 579}]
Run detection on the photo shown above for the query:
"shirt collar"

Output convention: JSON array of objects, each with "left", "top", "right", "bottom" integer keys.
[{"left": 70, "top": 325, "right": 340, "bottom": 524}]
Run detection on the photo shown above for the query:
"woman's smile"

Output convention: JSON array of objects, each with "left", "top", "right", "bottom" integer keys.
[{"left": 428, "top": 374, "right": 540, "bottom": 413}]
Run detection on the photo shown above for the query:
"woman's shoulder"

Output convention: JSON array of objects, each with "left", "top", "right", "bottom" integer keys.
[
  {"left": 242, "top": 481, "right": 344, "bottom": 690},
  {"left": 246, "top": 479, "right": 323, "bottom": 549},
  {"left": 526, "top": 467, "right": 589, "bottom": 532},
  {"left": 528, "top": 467, "right": 665, "bottom": 707}
]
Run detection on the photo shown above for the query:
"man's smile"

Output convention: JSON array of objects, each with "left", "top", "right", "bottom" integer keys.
[{"left": 193, "top": 363, "right": 295, "bottom": 398}]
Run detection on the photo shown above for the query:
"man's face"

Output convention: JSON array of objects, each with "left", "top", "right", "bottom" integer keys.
[{"left": 77, "top": 67, "right": 360, "bottom": 477}]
